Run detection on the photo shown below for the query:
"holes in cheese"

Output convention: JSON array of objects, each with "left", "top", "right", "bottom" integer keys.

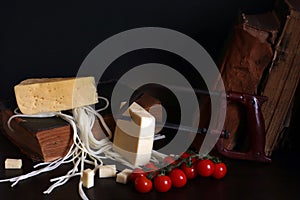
[{"left": 14, "top": 77, "right": 98, "bottom": 114}]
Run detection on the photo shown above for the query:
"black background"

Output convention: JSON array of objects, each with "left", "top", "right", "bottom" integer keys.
[
  {"left": 3, "top": 0, "right": 300, "bottom": 152},
  {"left": 0, "top": 0, "right": 275, "bottom": 99},
  {"left": 1, "top": 1, "right": 300, "bottom": 199}
]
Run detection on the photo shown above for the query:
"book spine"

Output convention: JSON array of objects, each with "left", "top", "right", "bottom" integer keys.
[{"left": 262, "top": 7, "right": 300, "bottom": 155}]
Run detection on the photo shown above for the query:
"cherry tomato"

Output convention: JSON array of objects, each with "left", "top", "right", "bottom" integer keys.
[
  {"left": 134, "top": 176, "right": 153, "bottom": 193},
  {"left": 181, "top": 163, "right": 197, "bottom": 179},
  {"left": 130, "top": 168, "right": 147, "bottom": 182},
  {"left": 168, "top": 168, "right": 187, "bottom": 188},
  {"left": 153, "top": 175, "right": 172, "bottom": 192},
  {"left": 212, "top": 162, "right": 227, "bottom": 179},
  {"left": 196, "top": 159, "right": 215, "bottom": 177},
  {"left": 180, "top": 152, "right": 190, "bottom": 160}
]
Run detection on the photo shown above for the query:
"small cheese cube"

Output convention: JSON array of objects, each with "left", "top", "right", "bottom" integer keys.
[
  {"left": 99, "top": 165, "right": 117, "bottom": 178},
  {"left": 5, "top": 159, "right": 22, "bottom": 169},
  {"left": 120, "top": 168, "right": 133, "bottom": 175},
  {"left": 14, "top": 77, "right": 98, "bottom": 114},
  {"left": 116, "top": 169, "right": 133, "bottom": 184},
  {"left": 81, "top": 168, "right": 95, "bottom": 189}
]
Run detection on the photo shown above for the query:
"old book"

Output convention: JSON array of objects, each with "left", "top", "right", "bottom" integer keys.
[
  {"left": 217, "top": 12, "right": 279, "bottom": 150},
  {"left": 0, "top": 92, "right": 162, "bottom": 162},
  {"left": 0, "top": 101, "right": 73, "bottom": 162},
  {"left": 0, "top": 100, "right": 115, "bottom": 162},
  {"left": 261, "top": 0, "right": 300, "bottom": 155}
]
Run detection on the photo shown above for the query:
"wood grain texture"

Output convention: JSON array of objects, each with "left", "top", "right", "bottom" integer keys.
[
  {"left": 0, "top": 101, "right": 73, "bottom": 162},
  {"left": 262, "top": 0, "right": 300, "bottom": 155}
]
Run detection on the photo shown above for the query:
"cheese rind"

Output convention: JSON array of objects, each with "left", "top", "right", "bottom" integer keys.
[
  {"left": 5, "top": 158, "right": 22, "bottom": 169},
  {"left": 81, "top": 168, "right": 95, "bottom": 189},
  {"left": 14, "top": 77, "right": 98, "bottom": 114}
]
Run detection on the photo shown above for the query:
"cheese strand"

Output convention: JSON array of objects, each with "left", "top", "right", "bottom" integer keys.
[{"left": 1, "top": 96, "right": 167, "bottom": 200}]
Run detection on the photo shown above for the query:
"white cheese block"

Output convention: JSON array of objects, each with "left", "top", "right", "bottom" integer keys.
[
  {"left": 129, "top": 102, "right": 155, "bottom": 128},
  {"left": 113, "top": 126, "right": 154, "bottom": 154},
  {"left": 116, "top": 169, "right": 133, "bottom": 184},
  {"left": 113, "top": 102, "right": 155, "bottom": 166},
  {"left": 120, "top": 101, "right": 164, "bottom": 134},
  {"left": 4, "top": 158, "right": 22, "bottom": 169},
  {"left": 99, "top": 165, "right": 117, "bottom": 178},
  {"left": 81, "top": 168, "right": 95, "bottom": 189},
  {"left": 14, "top": 77, "right": 98, "bottom": 114},
  {"left": 113, "top": 145, "right": 152, "bottom": 167},
  {"left": 115, "top": 102, "right": 155, "bottom": 138}
]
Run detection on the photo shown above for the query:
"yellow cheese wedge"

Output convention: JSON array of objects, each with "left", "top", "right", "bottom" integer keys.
[{"left": 14, "top": 77, "right": 98, "bottom": 114}]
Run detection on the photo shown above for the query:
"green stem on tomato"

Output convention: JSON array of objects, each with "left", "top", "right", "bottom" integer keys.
[{"left": 145, "top": 153, "right": 223, "bottom": 180}]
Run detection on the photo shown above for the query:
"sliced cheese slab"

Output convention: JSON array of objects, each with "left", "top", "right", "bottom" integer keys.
[
  {"left": 113, "top": 102, "right": 155, "bottom": 166},
  {"left": 14, "top": 77, "right": 98, "bottom": 114},
  {"left": 120, "top": 98, "right": 164, "bottom": 134},
  {"left": 129, "top": 102, "right": 155, "bottom": 128},
  {"left": 116, "top": 102, "right": 155, "bottom": 138}
]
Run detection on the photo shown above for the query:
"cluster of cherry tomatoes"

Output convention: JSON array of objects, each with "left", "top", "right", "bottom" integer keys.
[{"left": 130, "top": 151, "right": 227, "bottom": 193}]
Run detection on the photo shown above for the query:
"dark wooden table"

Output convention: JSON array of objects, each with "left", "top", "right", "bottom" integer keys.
[{"left": 0, "top": 132, "right": 299, "bottom": 200}]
